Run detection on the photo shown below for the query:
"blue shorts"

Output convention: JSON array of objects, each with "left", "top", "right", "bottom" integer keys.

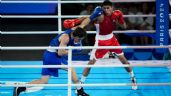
[{"left": 41, "top": 51, "right": 68, "bottom": 77}]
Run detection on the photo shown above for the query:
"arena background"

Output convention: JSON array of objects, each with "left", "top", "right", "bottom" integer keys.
[{"left": 1, "top": 0, "right": 171, "bottom": 60}]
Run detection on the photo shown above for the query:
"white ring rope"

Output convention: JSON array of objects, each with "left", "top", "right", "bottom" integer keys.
[
  {"left": 1, "top": 0, "right": 155, "bottom": 3},
  {"left": 68, "top": 47, "right": 72, "bottom": 95},
  {"left": 1, "top": 83, "right": 171, "bottom": 87},
  {"left": 1, "top": 14, "right": 156, "bottom": 18},
  {"left": 1, "top": 30, "right": 156, "bottom": 34},
  {"left": 1, "top": 46, "right": 171, "bottom": 50},
  {"left": 1, "top": 63, "right": 171, "bottom": 68}
]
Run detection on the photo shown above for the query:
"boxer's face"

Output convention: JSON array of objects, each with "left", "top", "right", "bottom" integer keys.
[{"left": 102, "top": 5, "right": 113, "bottom": 16}]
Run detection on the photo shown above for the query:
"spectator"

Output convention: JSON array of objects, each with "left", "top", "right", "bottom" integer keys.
[
  {"left": 126, "top": 3, "right": 155, "bottom": 45},
  {"left": 80, "top": 4, "right": 94, "bottom": 15},
  {"left": 138, "top": 3, "right": 154, "bottom": 45},
  {"left": 80, "top": 4, "right": 95, "bottom": 31}
]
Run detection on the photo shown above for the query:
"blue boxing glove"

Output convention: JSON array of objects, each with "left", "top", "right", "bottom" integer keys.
[{"left": 89, "top": 6, "right": 103, "bottom": 21}]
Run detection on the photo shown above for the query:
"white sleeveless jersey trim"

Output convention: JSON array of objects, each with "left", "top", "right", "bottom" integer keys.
[{"left": 47, "top": 46, "right": 56, "bottom": 52}]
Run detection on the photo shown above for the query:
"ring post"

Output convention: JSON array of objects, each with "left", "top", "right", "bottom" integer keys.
[
  {"left": 156, "top": 0, "right": 169, "bottom": 52},
  {"left": 68, "top": 46, "right": 72, "bottom": 96}
]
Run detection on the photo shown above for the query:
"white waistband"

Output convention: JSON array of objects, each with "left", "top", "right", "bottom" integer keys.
[
  {"left": 97, "top": 33, "right": 113, "bottom": 40},
  {"left": 47, "top": 48, "right": 56, "bottom": 52}
]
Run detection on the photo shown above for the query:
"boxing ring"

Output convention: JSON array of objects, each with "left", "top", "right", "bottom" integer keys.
[
  {"left": 0, "top": 59, "right": 171, "bottom": 96},
  {"left": 1, "top": 0, "right": 171, "bottom": 96}
]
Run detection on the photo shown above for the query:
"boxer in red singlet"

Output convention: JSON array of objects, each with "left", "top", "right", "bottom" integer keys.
[
  {"left": 63, "top": 0, "right": 137, "bottom": 90},
  {"left": 80, "top": 0, "right": 138, "bottom": 90}
]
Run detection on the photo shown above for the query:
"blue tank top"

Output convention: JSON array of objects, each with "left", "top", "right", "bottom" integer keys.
[
  {"left": 46, "top": 29, "right": 83, "bottom": 65},
  {"left": 49, "top": 29, "right": 75, "bottom": 47}
]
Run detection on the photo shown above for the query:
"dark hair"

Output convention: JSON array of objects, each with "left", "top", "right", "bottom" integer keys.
[
  {"left": 102, "top": 0, "right": 112, "bottom": 7},
  {"left": 72, "top": 27, "right": 87, "bottom": 38}
]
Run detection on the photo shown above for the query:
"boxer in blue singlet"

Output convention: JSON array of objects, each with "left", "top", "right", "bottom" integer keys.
[
  {"left": 13, "top": 27, "right": 89, "bottom": 96},
  {"left": 42, "top": 28, "right": 84, "bottom": 77},
  {"left": 13, "top": 6, "right": 103, "bottom": 96}
]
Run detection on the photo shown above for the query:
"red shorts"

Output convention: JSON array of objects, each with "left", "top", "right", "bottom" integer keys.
[{"left": 94, "top": 36, "right": 123, "bottom": 59}]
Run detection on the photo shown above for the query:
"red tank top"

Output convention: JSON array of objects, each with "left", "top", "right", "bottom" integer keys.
[{"left": 99, "top": 15, "right": 115, "bottom": 35}]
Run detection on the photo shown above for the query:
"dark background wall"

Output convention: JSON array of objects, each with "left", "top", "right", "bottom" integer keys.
[
  {"left": 1, "top": 18, "right": 58, "bottom": 60},
  {"left": 1, "top": 3, "right": 93, "bottom": 61}
]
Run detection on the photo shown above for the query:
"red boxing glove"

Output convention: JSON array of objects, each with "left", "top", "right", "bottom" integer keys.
[
  {"left": 111, "top": 10, "right": 125, "bottom": 25},
  {"left": 63, "top": 19, "right": 81, "bottom": 29},
  {"left": 73, "top": 19, "right": 81, "bottom": 25}
]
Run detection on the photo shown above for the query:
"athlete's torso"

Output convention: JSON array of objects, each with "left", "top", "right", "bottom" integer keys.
[{"left": 98, "top": 15, "right": 115, "bottom": 35}]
